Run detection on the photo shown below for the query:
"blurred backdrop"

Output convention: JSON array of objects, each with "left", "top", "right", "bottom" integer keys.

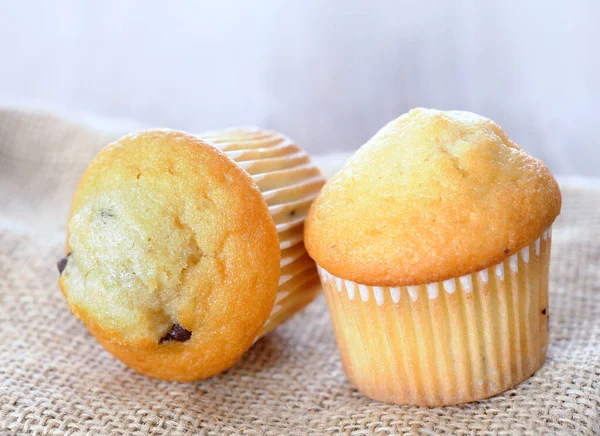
[{"left": 0, "top": 0, "right": 598, "bottom": 176}]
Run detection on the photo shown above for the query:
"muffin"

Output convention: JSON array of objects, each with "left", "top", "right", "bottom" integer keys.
[
  {"left": 305, "top": 108, "right": 561, "bottom": 406},
  {"left": 59, "top": 128, "right": 324, "bottom": 381}
]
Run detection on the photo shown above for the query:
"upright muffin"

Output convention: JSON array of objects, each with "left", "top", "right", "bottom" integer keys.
[
  {"left": 59, "top": 128, "right": 324, "bottom": 381},
  {"left": 305, "top": 108, "right": 561, "bottom": 406}
]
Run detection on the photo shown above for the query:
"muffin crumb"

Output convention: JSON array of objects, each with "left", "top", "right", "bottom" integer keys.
[{"left": 99, "top": 209, "right": 115, "bottom": 223}]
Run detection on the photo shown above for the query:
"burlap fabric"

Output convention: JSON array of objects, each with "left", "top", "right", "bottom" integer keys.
[{"left": 1, "top": 109, "right": 599, "bottom": 435}]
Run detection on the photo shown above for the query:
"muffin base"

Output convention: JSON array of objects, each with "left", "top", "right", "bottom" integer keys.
[{"left": 318, "top": 228, "right": 552, "bottom": 406}]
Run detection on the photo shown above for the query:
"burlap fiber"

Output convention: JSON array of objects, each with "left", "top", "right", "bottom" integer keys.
[{"left": 0, "top": 109, "right": 599, "bottom": 435}]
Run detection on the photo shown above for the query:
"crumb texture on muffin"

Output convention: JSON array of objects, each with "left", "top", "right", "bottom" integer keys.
[
  {"left": 60, "top": 130, "right": 280, "bottom": 381},
  {"left": 305, "top": 108, "right": 561, "bottom": 286}
]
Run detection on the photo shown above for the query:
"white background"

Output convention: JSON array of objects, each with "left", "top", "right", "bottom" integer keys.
[{"left": 0, "top": 0, "right": 598, "bottom": 176}]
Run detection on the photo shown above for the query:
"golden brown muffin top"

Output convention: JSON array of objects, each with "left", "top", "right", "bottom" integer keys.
[
  {"left": 305, "top": 108, "right": 561, "bottom": 286},
  {"left": 60, "top": 129, "right": 280, "bottom": 380}
]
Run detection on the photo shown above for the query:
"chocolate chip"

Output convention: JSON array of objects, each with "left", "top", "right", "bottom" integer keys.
[
  {"left": 160, "top": 323, "right": 192, "bottom": 343},
  {"left": 542, "top": 308, "right": 547, "bottom": 315},
  {"left": 504, "top": 248, "right": 510, "bottom": 254},
  {"left": 289, "top": 209, "right": 296, "bottom": 217},
  {"left": 57, "top": 253, "right": 72, "bottom": 274}
]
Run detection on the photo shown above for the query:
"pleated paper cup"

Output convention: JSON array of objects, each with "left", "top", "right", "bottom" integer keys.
[
  {"left": 199, "top": 128, "right": 325, "bottom": 338},
  {"left": 318, "top": 227, "right": 553, "bottom": 406}
]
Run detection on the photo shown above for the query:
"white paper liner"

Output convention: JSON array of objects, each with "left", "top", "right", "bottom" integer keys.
[{"left": 318, "top": 227, "right": 553, "bottom": 406}]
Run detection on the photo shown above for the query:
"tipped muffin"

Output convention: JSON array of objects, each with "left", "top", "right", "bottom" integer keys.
[
  {"left": 59, "top": 128, "right": 324, "bottom": 381},
  {"left": 305, "top": 108, "right": 561, "bottom": 406}
]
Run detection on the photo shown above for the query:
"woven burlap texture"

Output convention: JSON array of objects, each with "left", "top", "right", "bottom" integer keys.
[{"left": 1, "top": 109, "right": 599, "bottom": 435}]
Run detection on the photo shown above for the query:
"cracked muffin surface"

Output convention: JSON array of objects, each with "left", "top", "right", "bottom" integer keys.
[{"left": 59, "top": 129, "right": 280, "bottom": 381}]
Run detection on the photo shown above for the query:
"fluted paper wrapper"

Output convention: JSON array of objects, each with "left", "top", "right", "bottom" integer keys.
[
  {"left": 318, "top": 228, "right": 553, "bottom": 406},
  {"left": 199, "top": 129, "right": 324, "bottom": 338}
]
